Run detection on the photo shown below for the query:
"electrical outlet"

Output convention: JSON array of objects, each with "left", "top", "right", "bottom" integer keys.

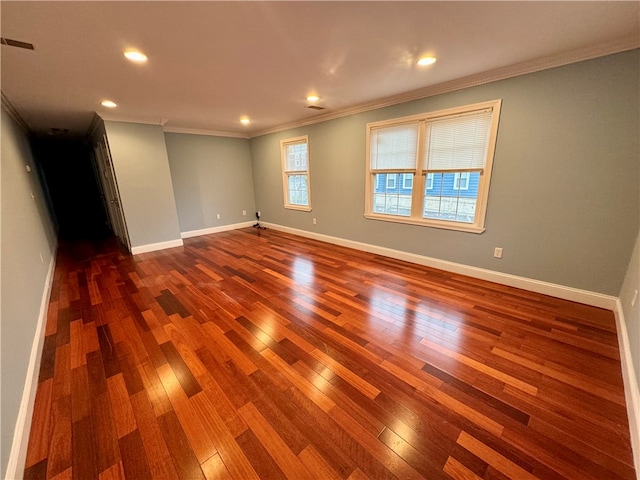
[
  {"left": 493, "top": 247, "right": 503, "bottom": 259},
  {"left": 257, "top": 211, "right": 261, "bottom": 218},
  {"left": 242, "top": 210, "right": 246, "bottom": 216},
  {"left": 216, "top": 213, "right": 220, "bottom": 220},
  {"left": 313, "top": 218, "right": 317, "bottom": 225}
]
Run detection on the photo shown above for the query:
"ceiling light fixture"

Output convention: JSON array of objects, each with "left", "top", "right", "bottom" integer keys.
[
  {"left": 124, "top": 50, "right": 148, "bottom": 63},
  {"left": 306, "top": 94, "right": 320, "bottom": 102},
  {"left": 417, "top": 56, "right": 437, "bottom": 66},
  {"left": 101, "top": 100, "right": 117, "bottom": 108},
  {"left": 240, "top": 117, "right": 250, "bottom": 125}
]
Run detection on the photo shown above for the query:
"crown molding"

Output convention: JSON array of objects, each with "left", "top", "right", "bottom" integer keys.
[
  {"left": 163, "top": 125, "right": 249, "bottom": 139},
  {"left": 97, "top": 114, "right": 250, "bottom": 139},
  {"left": 249, "top": 35, "right": 640, "bottom": 138},
  {"left": 96, "top": 112, "right": 169, "bottom": 126},
  {"left": 86, "top": 113, "right": 103, "bottom": 139},
  {"left": 1, "top": 92, "right": 30, "bottom": 133}
]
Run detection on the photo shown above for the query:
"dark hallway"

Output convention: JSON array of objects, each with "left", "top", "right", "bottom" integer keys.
[{"left": 32, "top": 137, "right": 111, "bottom": 241}]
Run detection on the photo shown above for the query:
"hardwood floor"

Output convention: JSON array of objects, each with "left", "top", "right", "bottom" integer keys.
[{"left": 24, "top": 227, "right": 635, "bottom": 479}]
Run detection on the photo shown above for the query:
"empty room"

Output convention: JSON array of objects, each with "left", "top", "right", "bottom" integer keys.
[{"left": 1, "top": 2, "right": 639, "bottom": 479}]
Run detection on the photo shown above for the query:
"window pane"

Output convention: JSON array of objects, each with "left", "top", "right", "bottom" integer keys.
[
  {"left": 423, "top": 171, "right": 479, "bottom": 223},
  {"left": 370, "top": 123, "right": 419, "bottom": 170},
  {"left": 373, "top": 173, "right": 412, "bottom": 216},
  {"left": 284, "top": 142, "right": 308, "bottom": 171},
  {"left": 288, "top": 174, "right": 309, "bottom": 206}
]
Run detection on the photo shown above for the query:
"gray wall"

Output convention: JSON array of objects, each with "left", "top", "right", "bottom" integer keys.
[
  {"left": 165, "top": 133, "right": 256, "bottom": 233},
  {"left": 103, "top": 121, "right": 182, "bottom": 249},
  {"left": 250, "top": 50, "right": 640, "bottom": 296},
  {"left": 1, "top": 109, "right": 56, "bottom": 477}
]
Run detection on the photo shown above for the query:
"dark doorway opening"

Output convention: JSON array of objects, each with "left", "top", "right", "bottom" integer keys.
[{"left": 32, "top": 137, "right": 111, "bottom": 241}]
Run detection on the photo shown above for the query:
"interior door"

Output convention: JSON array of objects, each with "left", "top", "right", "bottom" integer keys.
[{"left": 93, "top": 136, "right": 131, "bottom": 251}]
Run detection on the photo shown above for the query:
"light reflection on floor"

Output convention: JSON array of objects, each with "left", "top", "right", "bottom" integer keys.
[
  {"left": 367, "top": 285, "right": 462, "bottom": 351},
  {"left": 292, "top": 256, "right": 315, "bottom": 286}
]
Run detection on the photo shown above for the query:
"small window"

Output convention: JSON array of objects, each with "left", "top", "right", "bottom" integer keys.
[
  {"left": 426, "top": 173, "right": 434, "bottom": 190},
  {"left": 281, "top": 136, "right": 311, "bottom": 211},
  {"left": 453, "top": 172, "right": 470, "bottom": 191},
  {"left": 386, "top": 174, "right": 397, "bottom": 189},
  {"left": 365, "top": 100, "right": 501, "bottom": 233}
]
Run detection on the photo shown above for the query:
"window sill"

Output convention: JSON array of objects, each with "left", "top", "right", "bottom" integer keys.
[
  {"left": 364, "top": 213, "right": 485, "bottom": 234},
  {"left": 285, "top": 205, "right": 312, "bottom": 212}
]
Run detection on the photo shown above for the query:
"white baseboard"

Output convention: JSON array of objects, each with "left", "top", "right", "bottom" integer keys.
[
  {"left": 263, "top": 222, "right": 618, "bottom": 310},
  {"left": 5, "top": 253, "right": 56, "bottom": 480},
  {"left": 614, "top": 300, "right": 640, "bottom": 477},
  {"left": 131, "top": 238, "right": 184, "bottom": 255},
  {"left": 181, "top": 221, "right": 255, "bottom": 239}
]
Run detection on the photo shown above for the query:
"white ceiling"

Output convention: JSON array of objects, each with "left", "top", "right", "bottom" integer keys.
[{"left": 1, "top": 1, "right": 639, "bottom": 138}]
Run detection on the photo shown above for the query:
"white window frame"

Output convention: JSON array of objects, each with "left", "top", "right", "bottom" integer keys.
[
  {"left": 281, "top": 135, "right": 312, "bottom": 211},
  {"left": 364, "top": 99, "right": 502, "bottom": 233}
]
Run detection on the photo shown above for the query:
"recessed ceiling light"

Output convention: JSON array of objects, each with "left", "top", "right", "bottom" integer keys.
[
  {"left": 417, "top": 56, "right": 437, "bottom": 66},
  {"left": 124, "top": 50, "right": 148, "bottom": 63},
  {"left": 307, "top": 94, "right": 320, "bottom": 102},
  {"left": 101, "top": 100, "right": 117, "bottom": 108},
  {"left": 240, "top": 117, "right": 250, "bottom": 125}
]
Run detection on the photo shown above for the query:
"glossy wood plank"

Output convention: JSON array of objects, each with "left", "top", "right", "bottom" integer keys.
[
  {"left": 129, "top": 390, "right": 179, "bottom": 479},
  {"left": 118, "top": 430, "right": 152, "bottom": 480},
  {"left": 71, "top": 415, "right": 98, "bottom": 480},
  {"left": 443, "top": 455, "right": 484, "bottom": 480},
  {"left": 200, "top": 453, "right": 232, "bottom": 480},
  {"left": 190, "top": 391, "right": 260, "bottom": 480},
  {"left": 237, "top": 401, "right": 312, "bottom": 479},
  {"left": 24, "top": 230, "right": 636, "bottom": 479},
  {"left": 24, "top": 378, "right": 53, "bottom": 468},
  {"left": 156, "top": 410, "right": 205, "bottom": 480},
  {"left": 105, "top": 374, "right": 137, "bottom": 439},
  {"left": 46, "top": 396, "right": 72, "bottom": 478},
  {"left": 456, "top": 431, "right": 538, "bottom": 480},
  {"left": 156, "top": 364, "right": 218, "bottom": 464},
  {"left": 297, "top": 444, "right": 342, "bottom": 480},
  {"left": 98, "top": 462, "right": 125, "bottom": 480},
  {"left": 235, "top": 428, "right": 287, "bottom": 480}
]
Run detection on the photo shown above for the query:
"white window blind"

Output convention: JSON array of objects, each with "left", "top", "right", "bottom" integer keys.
[
  {"left": 284, "top": 141, "right": 308, "bottom": 172},
  {"left": 422, "top": 109, "right": 492, "bottom": 172},
  {"left": 370, "top": 122, "right": 419, "bottom": 171}
]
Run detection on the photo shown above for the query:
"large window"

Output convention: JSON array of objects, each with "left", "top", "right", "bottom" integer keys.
[
  {"left": 365, "top": 100, "right": 501, "bottom": 233},
  {"left": 281, "top": 135, "right": 311, "bottom": 211}
]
